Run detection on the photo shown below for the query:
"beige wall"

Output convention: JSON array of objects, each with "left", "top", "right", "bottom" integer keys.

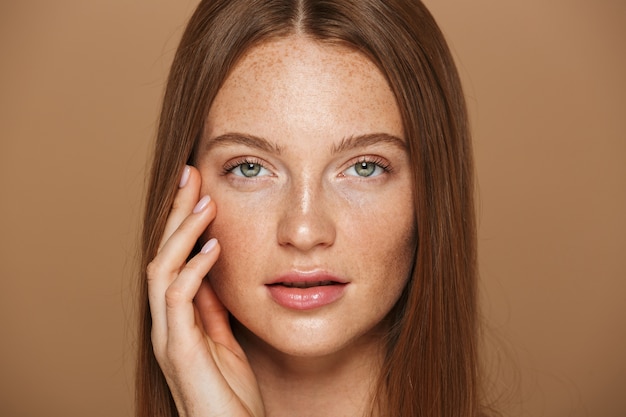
[{"left": 1, "top": 1, "right": 624, "bottom": 416}]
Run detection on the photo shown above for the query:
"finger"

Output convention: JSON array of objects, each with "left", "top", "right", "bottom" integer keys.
[
  {"left": 195, "top": 274, "right": 245, "bottom": 357},
  {"left": 165, "top": 239, "right": 221, "bottom": 350},
  {"left": 147, "top": 195, "right": 216, "bottom": 345},
  {"left": 158, "top": 165, "right": 202, "bottom": 252}
]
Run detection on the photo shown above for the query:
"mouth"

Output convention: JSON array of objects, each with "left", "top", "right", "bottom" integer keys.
[
  {"left": 265, "top": 272, "right": 348, "bottom": 310},
  {"left": 270, "top": 280, "right": 341, "bottom": 289}
]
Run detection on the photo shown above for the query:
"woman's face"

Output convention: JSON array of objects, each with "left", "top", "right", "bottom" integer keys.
[{"left": 195, "top": 36, "right": 416, "bottom": 358}]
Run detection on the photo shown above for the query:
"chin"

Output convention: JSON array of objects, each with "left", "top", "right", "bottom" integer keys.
[{"left": 231, "top": 313, "right": 388, "bottom": 361}]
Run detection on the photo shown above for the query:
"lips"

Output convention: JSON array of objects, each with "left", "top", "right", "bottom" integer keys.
[
  {"left": 272, "top": 280, "right": 337, "bottom": 288},
  {"left": 266, "top": 272, "right": 348, "bottom": 310}
]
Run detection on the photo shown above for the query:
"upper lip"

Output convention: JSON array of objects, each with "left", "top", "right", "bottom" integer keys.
[{"left": 266, "top": 270, "right": 348, "bottom": 287}]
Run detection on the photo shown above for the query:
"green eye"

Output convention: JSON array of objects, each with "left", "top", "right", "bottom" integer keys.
[
  {"left": 239, "top": 163, "right": 262, "bottom": 177},
  {"left": 354, "top": 161, "right": 377, "bottom": 177},
  {"left": 225, "top": 158, "right": 271, "bottom": 178},
  {"left": 342, "top": 158, "right": 389, "bottom": 178}
]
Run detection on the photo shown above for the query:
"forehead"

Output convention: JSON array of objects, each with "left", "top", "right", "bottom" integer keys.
[{"left": 204, "top": 36, "right": 403, "bottom": 142}]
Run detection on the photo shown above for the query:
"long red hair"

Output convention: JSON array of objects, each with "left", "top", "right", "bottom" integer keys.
[{"left": 138, "top": 1, "right": 481, "bottom": 416}]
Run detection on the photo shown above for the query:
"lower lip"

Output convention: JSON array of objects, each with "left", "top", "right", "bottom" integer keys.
[{"left": 266, "top": 284, "right": 347, "bottom": 310}]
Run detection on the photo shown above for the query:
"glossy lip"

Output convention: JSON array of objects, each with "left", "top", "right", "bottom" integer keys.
[{"left": 266, "top": 271, "right": 348, "bottom": 310}]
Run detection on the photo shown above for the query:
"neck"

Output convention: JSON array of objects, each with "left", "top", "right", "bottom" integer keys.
[{"left": 234, "top": 323, "right": 385, "bottom": 417}]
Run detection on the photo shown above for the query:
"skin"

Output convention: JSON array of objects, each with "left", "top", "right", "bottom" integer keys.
[{"left": 148, "top": 36, "right": 417, "bottom": 417}]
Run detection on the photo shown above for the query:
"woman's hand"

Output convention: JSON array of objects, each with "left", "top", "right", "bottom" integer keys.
[{"left": 147, "top": 165, "right": 264, "bottom": 417}]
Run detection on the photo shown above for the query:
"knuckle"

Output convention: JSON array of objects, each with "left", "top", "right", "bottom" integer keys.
[
  {"left": 164, "top": 285, "right": 186, "bottom": 308},
  {"left": 145, "top": 259, "right": 164, "bottom": 281}
]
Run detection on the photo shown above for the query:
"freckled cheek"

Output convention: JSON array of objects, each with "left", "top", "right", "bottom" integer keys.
[
  {"left": 362, "top": 215, "right": 416, "bottom": 308},
  {"left": 203, "top": 190, "right": 279, "bottom": 274},
  {"left": 340, "top": 191, "right": 416, "bottom": 276},
  {"left": 342, "top": 208, "right": 414, "bottom": 319},
  {"left": 353, "top": 213, "right": 416, "bottom": 269},
  {"left": 337, "top": 187, "right": 415, "bottom": 240}
]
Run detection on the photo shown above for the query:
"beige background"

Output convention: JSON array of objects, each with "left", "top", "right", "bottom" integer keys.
[{"left": 1, "top": 1, "right": 624, "bottom": 416}]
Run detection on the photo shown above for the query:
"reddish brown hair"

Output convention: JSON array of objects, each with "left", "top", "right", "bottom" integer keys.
[{"left": 138, "top": 1, "right": 480, "bottom": 416}]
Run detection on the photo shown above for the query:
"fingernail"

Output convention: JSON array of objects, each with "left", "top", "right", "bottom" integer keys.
[
  {"left": 179, "top": 165, "right": 191, "bottom": 188},
  {"left": 200, "top": 238, "right": 218, "bottom": 254},
  {"left": 193, "top": 195, "right": 211, "bottom": 213}
]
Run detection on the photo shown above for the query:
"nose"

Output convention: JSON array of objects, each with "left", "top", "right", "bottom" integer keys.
[{"left": 277, "top": 177, "right": 336, "bottom": 251}]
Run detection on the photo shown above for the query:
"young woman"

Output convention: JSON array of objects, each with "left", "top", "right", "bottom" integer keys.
[{"left": 137, "top": 1, "right": 482, "bottom": 416}]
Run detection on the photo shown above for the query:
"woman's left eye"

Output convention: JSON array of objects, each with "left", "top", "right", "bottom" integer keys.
[{"left": 343, "top": 159, "right": 389, "bottom": 178}]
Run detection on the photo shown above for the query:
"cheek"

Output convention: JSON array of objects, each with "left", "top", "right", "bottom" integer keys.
[
  {"left": 208, "top": 207, "right": 265, "bottom": 258},
  {"left": 339, "top": 185, "right": 416, "bottom": 253},
  {"left": 349, "top": 191, "right": 416, "bottom": 285},
  {"left": 366, "top": 215, "right": 416, "bottom": 281},
  {"left": 364, "top": 218, "right": 416, "bottom": 318},
  {"left": 202, "top": 191, "right": 277, "bottom": 288},
  {"left": 203, "top": 180, "right": 276, "bottom": 246}
]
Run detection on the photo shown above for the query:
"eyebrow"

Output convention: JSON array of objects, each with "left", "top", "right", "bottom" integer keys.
[
  {"left": 204, "top": 133, "right": 283, "bottom": 154},
  {"left": 203, "top": 132, "right": 406, "bottom": 155},
  {"left": 330, "top": 133, "right": 407, "bottom": 155}
]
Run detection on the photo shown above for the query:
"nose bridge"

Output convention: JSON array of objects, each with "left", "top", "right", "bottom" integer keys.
[
  {"left": 299, "top": 172, "right": 314, "bottom": 215},
  {"left": 277, "top": 172, "right": 336, "bottom": 251}
]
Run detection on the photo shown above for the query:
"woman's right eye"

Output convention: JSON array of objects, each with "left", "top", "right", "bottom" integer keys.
[{"left": 224, "top": 159, "right": 271, "bottom": 178}]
